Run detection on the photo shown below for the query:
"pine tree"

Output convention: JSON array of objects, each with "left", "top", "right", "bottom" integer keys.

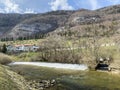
[{"left": 2, "top": 44, "right": 7, "bottom": 53}]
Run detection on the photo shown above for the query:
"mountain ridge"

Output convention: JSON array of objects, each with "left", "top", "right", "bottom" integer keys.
[{"left": 1, "top": 4, "right": 120, "bottom": 39}]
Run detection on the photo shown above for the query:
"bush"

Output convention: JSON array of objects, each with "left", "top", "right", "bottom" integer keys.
[
  {"left": 31, "top": 50, "right": 82, "bottom": 64},
  {"left": 1, "top": 44, "right": 7, "bottom": 53},
  {"left": 0, "top": 53, "right": 12, "bottom": 65}
]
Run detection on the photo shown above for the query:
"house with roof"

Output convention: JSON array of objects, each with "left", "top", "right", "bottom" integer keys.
[
  {"left": 30, "top": 45, "right": 39, "bottom": 51},
  {"left": 6, "top": 45, "right": 15, "bottom": 52},
  {"left": 7, "top": 44, "right": 39, "bottom": 52}
]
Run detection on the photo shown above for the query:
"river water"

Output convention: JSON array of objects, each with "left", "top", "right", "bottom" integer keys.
[
  {"left": 9, "top": 62, "right": 88, "bottom": 70},
  {"left": 9, "top": 62, "right": 120, "bottom": 90}
]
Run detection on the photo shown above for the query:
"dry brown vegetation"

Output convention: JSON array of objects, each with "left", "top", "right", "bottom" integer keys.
[{"left": 0, "top": 53, "right": 12, "bottom": 65}]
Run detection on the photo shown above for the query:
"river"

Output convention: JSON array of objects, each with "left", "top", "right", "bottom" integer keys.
[
  {"left": 8, "top": 62, "right": 120, "bottom": 90},
  {"left": 8, "top": 62, "right": 88, "bottom": 70}
]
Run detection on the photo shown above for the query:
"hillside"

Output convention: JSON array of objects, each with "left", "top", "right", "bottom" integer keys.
[
  {"left": 0, "top": 5, "right": 120, "bottom": 40},
  {"left": 0, "top": 65, "right": 29, "bottom": 90},
  {"left": 0, "top": 14, "right": 36, "bottom": 37},
  {"left": 0, "top": 53, "right": 29, "bottom": 90},
  {"left": 97, "top": 4, "right": 120, "bottom": 14}
]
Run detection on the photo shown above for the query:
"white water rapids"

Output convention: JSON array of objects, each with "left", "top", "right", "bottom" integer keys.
[{"left": 9, "top": 62, "right": 88, "bottom": 70}]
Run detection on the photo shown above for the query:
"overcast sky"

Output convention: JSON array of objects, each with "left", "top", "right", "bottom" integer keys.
[{"left": 0, "top": 0, "right": 120, "bottom": 13}]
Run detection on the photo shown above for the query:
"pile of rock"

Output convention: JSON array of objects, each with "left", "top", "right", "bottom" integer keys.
[{"left": 28, "top": 79, "right": 56, "bottom": 90}]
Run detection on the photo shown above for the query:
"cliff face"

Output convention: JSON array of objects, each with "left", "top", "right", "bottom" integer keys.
[
  {"left": 7, "top": 14, "right": 70, "bottom": 38},
  {"left": 1, "top": 5, "right": 120, "bottom": 39},
  {"left": 0, "top": 14, "right": 35, "bottom": 37}
]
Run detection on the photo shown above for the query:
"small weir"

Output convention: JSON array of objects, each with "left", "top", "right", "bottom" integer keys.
[{"left": 8, "top": 62, "right": 88, "bottom": 71}]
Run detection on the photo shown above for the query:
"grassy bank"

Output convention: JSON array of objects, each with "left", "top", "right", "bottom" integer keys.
[
  {"left": 0, "top": 53, "right": 12, "bottom": 64},
  {"left": 0, "top": 39, "right": 45, "bottom": 46},
  {"left": 0, "top": 65, "right": 18, "bottom": 90},
  {"left": 0, "top": 53, "right": 30, "bottom": 90},
  {"left": 11, "top": 52, "right": 40, "bottom": 62},
  {"left": 0, "top": 65, "right": 29, "bottom": 90}
]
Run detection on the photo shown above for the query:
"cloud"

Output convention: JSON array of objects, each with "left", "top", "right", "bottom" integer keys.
[
  {"left": 0, "top": 0, "right": 21, "bottom": 13},
  {"left": 106, "top": 0, "right": 119, "bottom": 4},
  {"left": 0, "top": 8, "right": 5, "bottom": 13},
  {"left": 89, "top": 0, "right": 100, "bottom": 10},
  {"left": 49, "top": 0, "right": 74, "bottom": 11},
  {"left": 0, "top": 0, "right": 35, "bottom": 13}
]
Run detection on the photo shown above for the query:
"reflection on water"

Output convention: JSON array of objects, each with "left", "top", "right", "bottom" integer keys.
[{"left": 57, "top": 71, "right": 120, "bottom": 90}]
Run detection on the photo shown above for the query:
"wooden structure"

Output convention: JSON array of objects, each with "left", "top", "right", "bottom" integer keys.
[{"left": 95, "top": 57, "right": 112, "bottom": 71}]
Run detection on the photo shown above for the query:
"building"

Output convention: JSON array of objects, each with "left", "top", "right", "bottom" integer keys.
[{"left": 7, "top": 44, "right": 39, "bottom": 52}]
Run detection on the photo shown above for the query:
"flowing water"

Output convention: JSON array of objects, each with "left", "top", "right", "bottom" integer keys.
[
  {"left": 9, "top": 62, "right": 88, "bottom": 70},
  {"left": 57, "top": 71, "right": 120, "bottom": 90},
  {"left": 9, "top": 62, "right": 120, "bottom": 90}
]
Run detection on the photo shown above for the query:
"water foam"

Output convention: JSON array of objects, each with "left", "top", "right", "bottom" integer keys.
[{"left": 9, "top": 62, "right": 88, "bottom": 70}]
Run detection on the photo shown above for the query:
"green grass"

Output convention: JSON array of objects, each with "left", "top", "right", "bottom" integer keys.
[
  {"left": 12, "top": 52, "right": 39, "bottom": 62},
  {"left": 0, "top": 65, "right": 30, "bottom": 90},
  {"left": 0, "top": 39, "right": 45, "bottom": 45},
  {"left": 0, "top": 65, "right": 19, "bottom": 90}
]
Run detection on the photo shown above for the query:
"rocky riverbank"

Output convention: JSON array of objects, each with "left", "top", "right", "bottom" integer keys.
[
  {"left": 7, "top": 66, "right": 57, "bottom": 90},
  {"left": 28, "top": 79, "right": 56, "bottom": 90}
]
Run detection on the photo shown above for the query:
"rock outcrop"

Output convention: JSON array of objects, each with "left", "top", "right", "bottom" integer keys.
[{"left": 1, "top": 5, "right": 120, "bottom": 39}]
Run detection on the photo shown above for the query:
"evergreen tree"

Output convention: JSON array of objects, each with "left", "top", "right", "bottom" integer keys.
[{"left": 2, "top": 44, "right": 7, "bottom": 53}]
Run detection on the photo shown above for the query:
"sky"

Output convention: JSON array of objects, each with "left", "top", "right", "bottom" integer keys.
[{"left": 0, "top": 0, "right": 120, "bottom": 13}]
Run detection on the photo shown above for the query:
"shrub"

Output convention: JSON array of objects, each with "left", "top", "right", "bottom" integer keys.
[
  {"left": 0, "top": 53, "right": 12, "bottom": 65},
  {"left": 1, "top": 44, "right": 7, "bottom": 53}
]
